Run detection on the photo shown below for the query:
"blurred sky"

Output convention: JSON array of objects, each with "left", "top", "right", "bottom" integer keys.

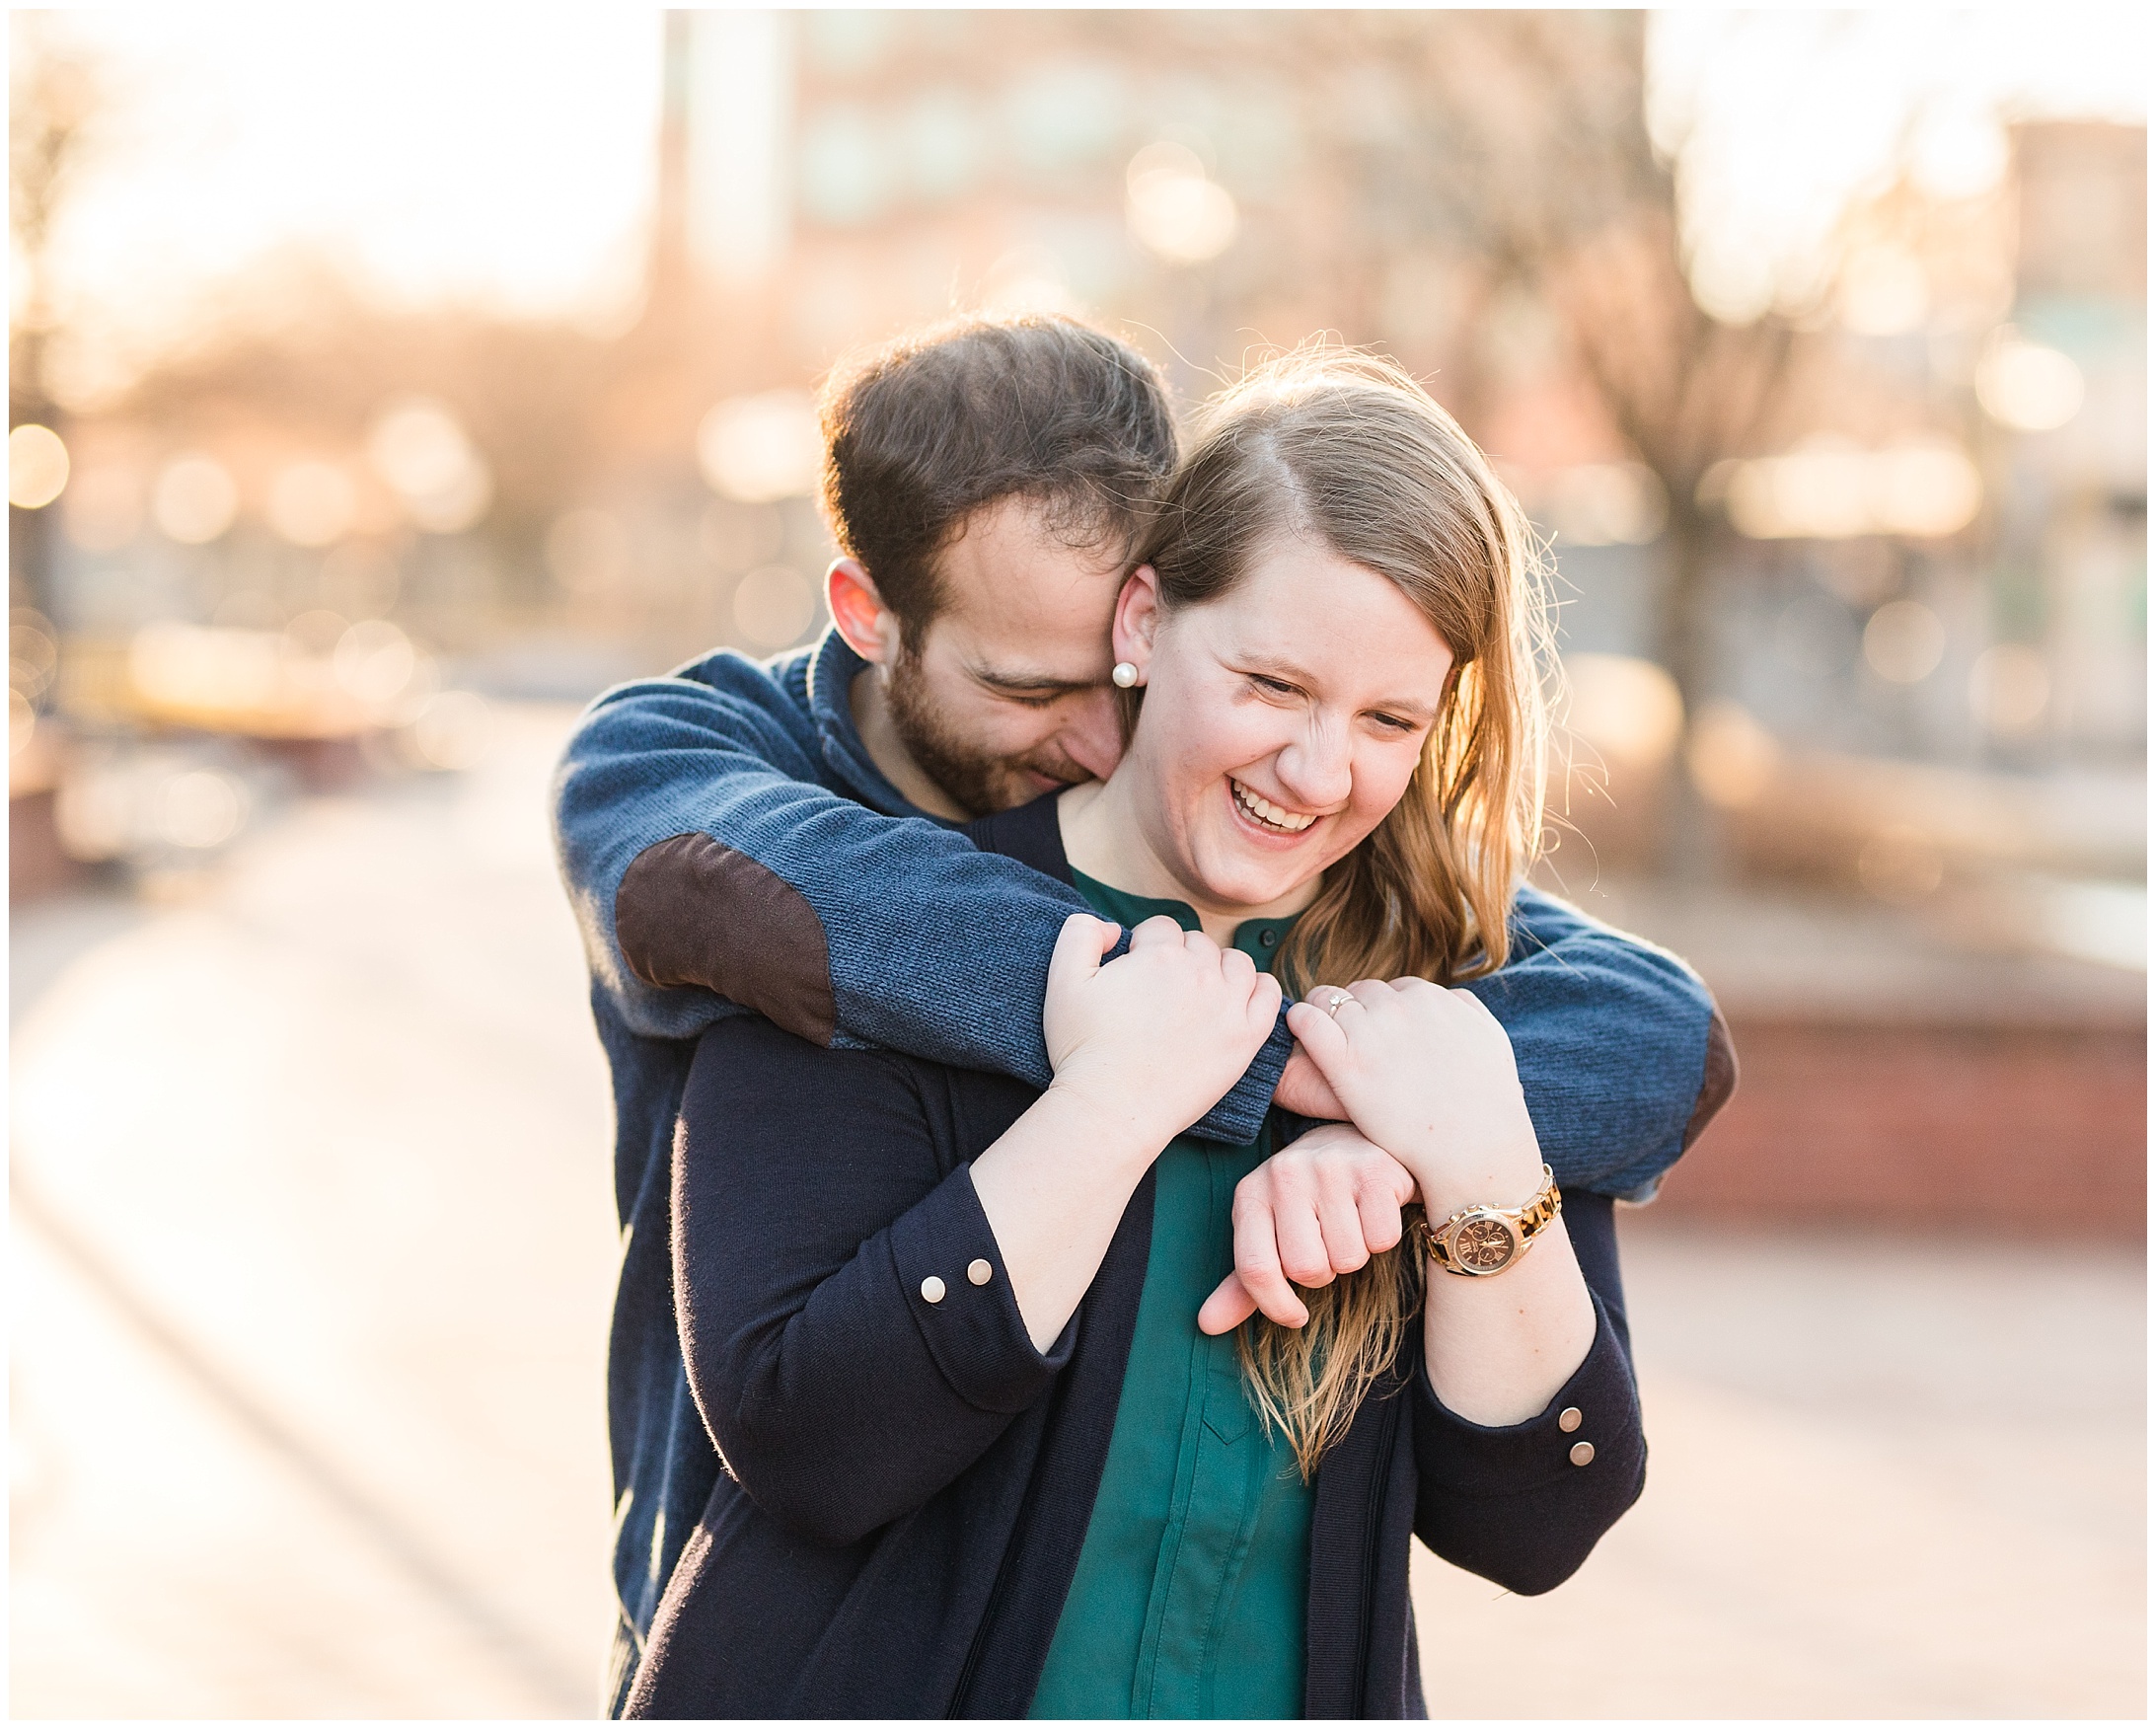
[{"left": 28, "top": 8, "right": 2150, "bottom": 391}]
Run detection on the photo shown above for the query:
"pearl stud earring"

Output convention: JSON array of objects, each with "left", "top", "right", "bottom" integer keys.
[{"left": 1111, "top": 661, "right": 1139, "bottom": 689}]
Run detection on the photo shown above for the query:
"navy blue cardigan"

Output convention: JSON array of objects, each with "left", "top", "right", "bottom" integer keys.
[
  {"left": 551, "top": 631, "right": 1732, "bottom": 1707},
  {"left": 625, "top": 799, "right": 1650, "bottom": 1719}
]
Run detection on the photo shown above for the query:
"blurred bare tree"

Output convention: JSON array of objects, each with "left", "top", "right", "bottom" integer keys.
[
  {"left": 1300, "top": 12, "right": 1808, "bottom": 721},
  {"left": 9, "top": 19, "right": 104, "bottom": 614}
]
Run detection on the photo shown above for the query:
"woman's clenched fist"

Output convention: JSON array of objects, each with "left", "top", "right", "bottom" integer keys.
[{"left": 1043, "top": 913, "right": 1281, "bottom": 1158}]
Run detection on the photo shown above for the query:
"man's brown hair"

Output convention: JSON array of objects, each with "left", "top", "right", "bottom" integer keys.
[{"left": 817, "top": 313, "right": 1177, "bottom": 642}]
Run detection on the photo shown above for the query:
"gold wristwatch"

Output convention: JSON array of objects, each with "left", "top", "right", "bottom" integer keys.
[{"left": 1414, "top": 1165, "right": 1561, "bottom": 1277}]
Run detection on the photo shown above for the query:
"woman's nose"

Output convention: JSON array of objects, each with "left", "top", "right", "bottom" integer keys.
[{"left": 1276, "top": 721, "right": 1354, "bottom": 808}]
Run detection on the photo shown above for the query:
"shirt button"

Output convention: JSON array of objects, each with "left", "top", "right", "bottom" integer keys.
[
  {"left": 920, "top": 1276, "right": 946, "bottom": 1304},
  {"left": 1258, "top": 929, "right": 1278, "bottom": 947},
  {"left": 1558, "top": 1406, "right": 1583, "bottom": 1433},
  {"left": 1569, "top": 1441, "right": 1596, "bottom": 1466},
  {"left": 967, "top": 1258, "right": 994, "bottom": 1286}
]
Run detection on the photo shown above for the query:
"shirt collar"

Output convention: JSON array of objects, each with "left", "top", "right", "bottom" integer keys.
[{"left": 804, "top": 627, "right": 939, "bottom": 821}]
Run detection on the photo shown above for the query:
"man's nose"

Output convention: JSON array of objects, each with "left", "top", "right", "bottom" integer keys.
[{"left": 1058, "top": 689, "right": 1125, "bottom": 782}]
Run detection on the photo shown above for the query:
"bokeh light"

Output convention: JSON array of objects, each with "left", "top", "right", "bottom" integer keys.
[
  {"left": 697, "top": 391, "right": 822, "bottom": 503},
  {"left": 1863, "top": 599, "right": 1948, "bottom": 684},
  {"left": 1560, "top": 654, "right": 1685, "bottom": 769},
  {"left": 9, "top": 423, "right": 71, "bottom": 508},
  {"left": 366, "top": 399, "right": 491, "bottom": 534},
  {"left": 1686, "top": 701, "right": 1781, "bottom": 810},
  {"left": 1974, "top": 330, "right": 2086, "bottom": 431},
  {"left": 1125, "top": 141, "right": 1238, "bottom": 266},
  {"left": 1725, "top": 440, "right": 1981, "bottom": 541}
]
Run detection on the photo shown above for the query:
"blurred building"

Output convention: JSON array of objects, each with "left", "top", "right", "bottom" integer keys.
[{"left": 9, "top": 14, "right": 2145, "bottom": 1232}]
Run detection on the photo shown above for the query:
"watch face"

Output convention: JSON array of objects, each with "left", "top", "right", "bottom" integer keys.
[{"left": 1452, "top": 1214, "right": 1519, "bottom": 1272}]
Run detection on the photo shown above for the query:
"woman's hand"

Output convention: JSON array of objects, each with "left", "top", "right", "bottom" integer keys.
[
  {"left": 974, "top": 914, "right": 1280, "bottom": 1352},
  {"left": 1285, "top": 978, "right": 1542, "bottom": 1218},
  {"left": 1196, "top": 1124, "right": 1418, "bottom": 1334},
  {"left": 1044, "top": 913, "right": 1282, "bottom": 1158}
]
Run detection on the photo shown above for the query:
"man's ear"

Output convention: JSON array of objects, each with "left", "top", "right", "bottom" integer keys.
[
  {"left": 826, "top": 559, "right": 901, "bottom": 666},
  {"left": 1111, "top": 565, "right": 1162, "bottom": 675}
]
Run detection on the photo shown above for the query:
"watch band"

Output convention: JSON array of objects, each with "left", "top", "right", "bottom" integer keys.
[{"left": 1415, "top": 1164, "right": 1561, "bottom": 1277}]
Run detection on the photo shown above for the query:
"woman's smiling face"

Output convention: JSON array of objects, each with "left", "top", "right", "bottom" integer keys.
[{"left": 1113, "top": 531, "right": 1456, "bottom": 920}]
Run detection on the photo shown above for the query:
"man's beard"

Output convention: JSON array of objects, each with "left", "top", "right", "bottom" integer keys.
[{"left": 885, "top": 648, "right": 1092, "bottom": 818}]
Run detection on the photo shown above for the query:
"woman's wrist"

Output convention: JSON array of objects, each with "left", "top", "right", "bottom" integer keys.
[
  {"left": 1039, "top": 1071, "right": 1179, "bottom": 1172},
  {"left": 1394, "top": 1112, "right": 1544, "bottom": 1220}
]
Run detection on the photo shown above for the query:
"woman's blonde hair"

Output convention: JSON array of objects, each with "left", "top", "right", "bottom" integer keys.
[{"left": 1131, "top": 345, "right": 1556, "bottom": 1475}]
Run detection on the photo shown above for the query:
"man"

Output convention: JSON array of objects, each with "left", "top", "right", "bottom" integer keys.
[{"left": 553, "top": 313, "right": 1732, "bottom": 1713}]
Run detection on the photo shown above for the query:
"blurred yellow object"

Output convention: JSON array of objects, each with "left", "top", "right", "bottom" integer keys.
[
  {"left": 125, "top": 622, "right": 363, "bottom": 737},
  {"left": 9, "top": 423, "right": 71, "bottom": 508},
  {"left": 367, "top": 399, "right": 492, "bottom": 533},
  {"left": 697, "top": 391, "right": 821, "bottom": 503},
  {"left": 1126, "top": 141, "right": 1237, "bottom": 265},
  {"left": 1725, "top": 439, "right": 1980, "bottom": 540},
  {"left": 1974, "top": 329, "right": 2085, "bottom": 432},
  {"left": 1560, "top": 653, "right": 1684, "bottom": 770},
  {"left": 1687, "top": 701, "right": 1780, "bottom": 810}
]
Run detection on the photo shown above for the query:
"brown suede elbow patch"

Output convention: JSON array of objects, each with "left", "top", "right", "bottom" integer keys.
[
  {"left": 617, "top": 833, "right": 839, "bottom": 1046},
  {"left": 1680, "top": 1004, "right": 1739, "bottom": 1149}
]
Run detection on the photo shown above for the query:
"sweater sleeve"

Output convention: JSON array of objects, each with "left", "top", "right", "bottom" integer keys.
[
  {"left": 673, "top": 1015, "right": 1077, "bottom": 1548},
  {"left": 1408, "top": 1192, "right": 1647, "bottom": 1595},
  {"left": 1470, "top": 887, "right": 1735, "bottom": 1200},
  {"left": 551, "top": 654, "right": 1283, "bottom": 1142}
]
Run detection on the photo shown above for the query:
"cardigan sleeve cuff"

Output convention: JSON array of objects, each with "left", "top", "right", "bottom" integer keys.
[
  {"left": 1412, "top": 1294, "right": 1642, "bottom": 1496},
  {"left": 886, "top": 1164, "right": 1076, "bottom": 1415},
  {"left": 1190, "top": 1010, "right": 1294, "bottom": 1145}
]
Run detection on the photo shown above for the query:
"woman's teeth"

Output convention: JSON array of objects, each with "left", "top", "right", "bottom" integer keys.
[{"left": 1231, "top": 779, "right": 1316, "bottom": 833}]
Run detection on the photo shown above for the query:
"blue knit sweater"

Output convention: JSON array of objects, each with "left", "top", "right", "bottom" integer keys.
[{"left": 551, "top": 627, "right": 1730, "bottom": 1712}]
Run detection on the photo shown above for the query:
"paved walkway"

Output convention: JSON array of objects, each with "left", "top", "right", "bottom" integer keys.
[{"left": 9, "top": 707, "right": 2144, "bottom": 1717}]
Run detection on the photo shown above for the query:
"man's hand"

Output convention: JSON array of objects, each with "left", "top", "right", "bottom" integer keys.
[{"left": 1197, "top": 1124, "right": 1419, "bottom": 1333}]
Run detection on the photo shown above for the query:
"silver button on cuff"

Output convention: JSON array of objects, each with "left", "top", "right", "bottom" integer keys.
[
  {"left": 920, "top": 1275, "right": 946, "bottom": 1304},
  {"left": 967, "top": 1258, "right": 994, "bottom": 1286},
  {"left": 1558, "top": 1406, "right": 1583, "bottom": 1433},
  {"left": 1569, "top": 1440, "right": 1596, "bottom": 1466}
]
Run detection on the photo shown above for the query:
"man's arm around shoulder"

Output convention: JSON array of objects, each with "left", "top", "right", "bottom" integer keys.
[{"left": 553, "top": 654, "right": 1288, "bottom": 1141}]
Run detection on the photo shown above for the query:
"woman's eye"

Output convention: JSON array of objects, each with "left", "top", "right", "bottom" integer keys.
[
  {"left": 1250, "top": 675, "right": 1297, "bottom": 697},
  {"left": 1370, "top": 712, "right": 1417, "bottom": 734}
]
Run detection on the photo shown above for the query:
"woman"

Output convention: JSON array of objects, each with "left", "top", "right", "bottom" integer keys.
[{"left": 628, "top": 351, "right": 1645, "bottom": 1718}]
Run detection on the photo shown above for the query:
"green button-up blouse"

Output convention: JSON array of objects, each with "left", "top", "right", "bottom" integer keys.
[{"left": 1028, "top": 872, "right": 1311, "bottom": 1720}]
